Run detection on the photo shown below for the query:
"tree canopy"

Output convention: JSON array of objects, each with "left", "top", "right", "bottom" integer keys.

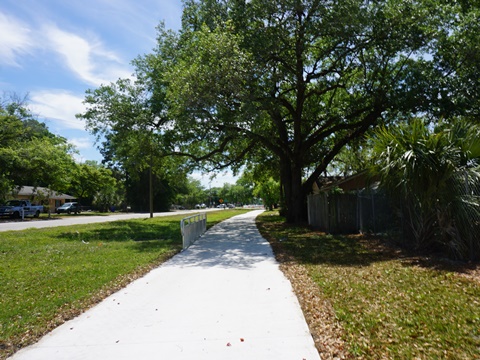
[
  {"left": 79, "top": 0, "right": 479, "bottom": 222},
  {"left": 78, "top": 74, "right": 191, "bottom": 212},
  {"left": 0, "top": 95, "right": 124, "bottom": 210},
  {"left": 0, "top": 95, "right": 77, "bottom": 201}
]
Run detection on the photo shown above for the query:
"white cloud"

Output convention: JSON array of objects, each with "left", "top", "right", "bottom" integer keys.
[
  {"left": 69, "top": 137, "right": 97, "bottom": 163},
  {"left": 0, "top": 12, "right": 35, "bottom": 66},
  {"left": 0, "top": 10, "right": 132, "bottom": 86},
  {"left": 29, "top": 90, "right": 87, "bottom": 130},
  {"left": 68, "top": 137, "right": 93, "bottom": 150},
  {"left": 42, "top": 24, "right": 132, "bottom": 86}
]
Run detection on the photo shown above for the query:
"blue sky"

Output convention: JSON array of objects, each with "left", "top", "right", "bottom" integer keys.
[{"left": 0, "top": 0, "right": 237, "bottom": 187}]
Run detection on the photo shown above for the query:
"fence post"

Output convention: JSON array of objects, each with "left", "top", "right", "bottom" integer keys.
[
  {"left": 465, "top": 170, "right": 474, "bottom": 261},
  {"left": 371, "top": 192, "right": 376, "bottom": 234}
]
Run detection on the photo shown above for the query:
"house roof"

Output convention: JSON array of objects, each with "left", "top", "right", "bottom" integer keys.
[
  {"left": 15, "top": 186, "right": 76, "bottom": 200},
  {"left": 314, "top": 171, "right": 379, "bottom": 193}
]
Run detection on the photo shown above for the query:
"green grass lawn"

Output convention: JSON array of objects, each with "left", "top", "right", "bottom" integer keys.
[
  {"left": 40, "top": 211, "right": 112, "bottom": 218},
  {"left": 256, "top": 212, "right": 480, "bottom": 359},
  {"left": 0, "top": 209, "right": 251, "bottom": 359}
]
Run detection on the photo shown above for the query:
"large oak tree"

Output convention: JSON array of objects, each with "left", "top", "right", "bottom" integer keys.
[
  {"left": 81, "top": 0, "right": 478, "bottom": 222},
  {"left": 164, "top": 0, "right": 469, "bottom": 222}
]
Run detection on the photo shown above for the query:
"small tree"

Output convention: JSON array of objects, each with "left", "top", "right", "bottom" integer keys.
[
  {"left": 253, "top": 177, "right": 280, "bottom": 211},
  {"left": 93, "top": 182, "right": 119, "bottom": 212},
  {"left": 174, "top": 177, "right": 207, "bottom": 208}
]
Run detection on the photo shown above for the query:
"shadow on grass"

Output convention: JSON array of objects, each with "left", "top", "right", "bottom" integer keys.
[
  {"left": 55, "top": 220, "right": 183, "bottom": 251},
  {"left": 129, "top": 238, "right": 181, "bottom": 253},
  {"left": 257, "top": 214, "right": 404, "bottom": 268},
  {"left": 257, "top": 213, "right": 480, "bottom": 278}
]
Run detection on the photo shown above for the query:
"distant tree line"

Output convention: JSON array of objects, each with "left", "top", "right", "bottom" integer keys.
[{"left": 0, "top": 94, "right": 259, "bottom": 211}]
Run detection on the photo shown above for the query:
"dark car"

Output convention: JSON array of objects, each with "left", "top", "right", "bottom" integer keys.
[{"left": 56, "top": 202, "right": 81, "bottom": 214}]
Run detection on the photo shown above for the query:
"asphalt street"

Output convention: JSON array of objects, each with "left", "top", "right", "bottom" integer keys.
[{"left": 0, "top": 209, "right": 221, "bottom": 232}]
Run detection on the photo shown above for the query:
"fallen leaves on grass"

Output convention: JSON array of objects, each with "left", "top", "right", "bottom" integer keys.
[
  {"left": 279, "top": 260, "right": 352, "bottom": 359},
  {"left": 260, "top": 220, "right": 352, "bottom": 359},
  {"left": 257, "top": 214, "right": 480, "bottom": 360}
]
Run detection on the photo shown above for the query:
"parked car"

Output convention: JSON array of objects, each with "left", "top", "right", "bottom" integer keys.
[
  {"left": 171, "top": 205, "right": 185, "bottom": 210},
  {"left": 0, "top": 200, "right": 43, "bottom": 218},
  {"left": 56, "top": 202, "right": 81, "bottom": 214}
]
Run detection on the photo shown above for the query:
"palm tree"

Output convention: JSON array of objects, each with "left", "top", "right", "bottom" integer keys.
[{"left": 369, "top": 118, "right": 480, "bottom": 260}]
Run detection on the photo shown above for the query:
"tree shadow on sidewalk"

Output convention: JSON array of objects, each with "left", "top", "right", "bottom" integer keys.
[{"left": 167, "top": 217, "right": 276, "bottom": 270}]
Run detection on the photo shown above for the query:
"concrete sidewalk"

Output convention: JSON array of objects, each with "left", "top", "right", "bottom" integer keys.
[{"left": 9, "top": 210, "right": 320, "bottom": 360}]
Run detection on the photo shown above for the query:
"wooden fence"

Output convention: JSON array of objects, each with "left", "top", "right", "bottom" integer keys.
[{"left": 307, "top": 191, "right": 393, "bottom": 234}]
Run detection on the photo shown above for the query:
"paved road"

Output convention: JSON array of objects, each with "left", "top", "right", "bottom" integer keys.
[
  {"left": 0, "top": 209, "right": 221, "bottom": 232},
  {"left": 9, "top": 210, "right": 320, "bottom": 360}
]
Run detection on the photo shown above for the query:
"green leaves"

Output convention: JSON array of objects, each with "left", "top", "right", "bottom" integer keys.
[
  {"left": 370, "top": 118, "right": 480, "bottom": 259},
  {"left": 166, "top": 0, "right": 466, "bottom": 222},
  {"left": 252, "top": 177, "right": 280, "bottom": 211},
  {"left": 78, "top": 0, "right": 479, "bottom": 223},
  {"left": 0, "top": 97, "right": 77, "bottom": 200},
  {"left": 169, "top": 23, "right": 252, "bottom": 111}
]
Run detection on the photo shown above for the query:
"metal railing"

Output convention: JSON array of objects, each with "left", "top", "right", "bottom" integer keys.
[{"left": 180, "top": 213, "right": 207, "bottom": 250}]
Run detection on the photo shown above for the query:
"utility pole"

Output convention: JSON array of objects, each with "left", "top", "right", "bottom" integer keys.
[{"left": 149, "top": 132, "right": 153, "bottom": 219}]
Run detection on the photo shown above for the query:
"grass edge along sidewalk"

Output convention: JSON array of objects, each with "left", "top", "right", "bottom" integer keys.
[
  {"left": 0, "top": 209, "right": 252, "bottom": 360},
  {"left": 256, "top": 211, "right": 480, "bottom": 360}
]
